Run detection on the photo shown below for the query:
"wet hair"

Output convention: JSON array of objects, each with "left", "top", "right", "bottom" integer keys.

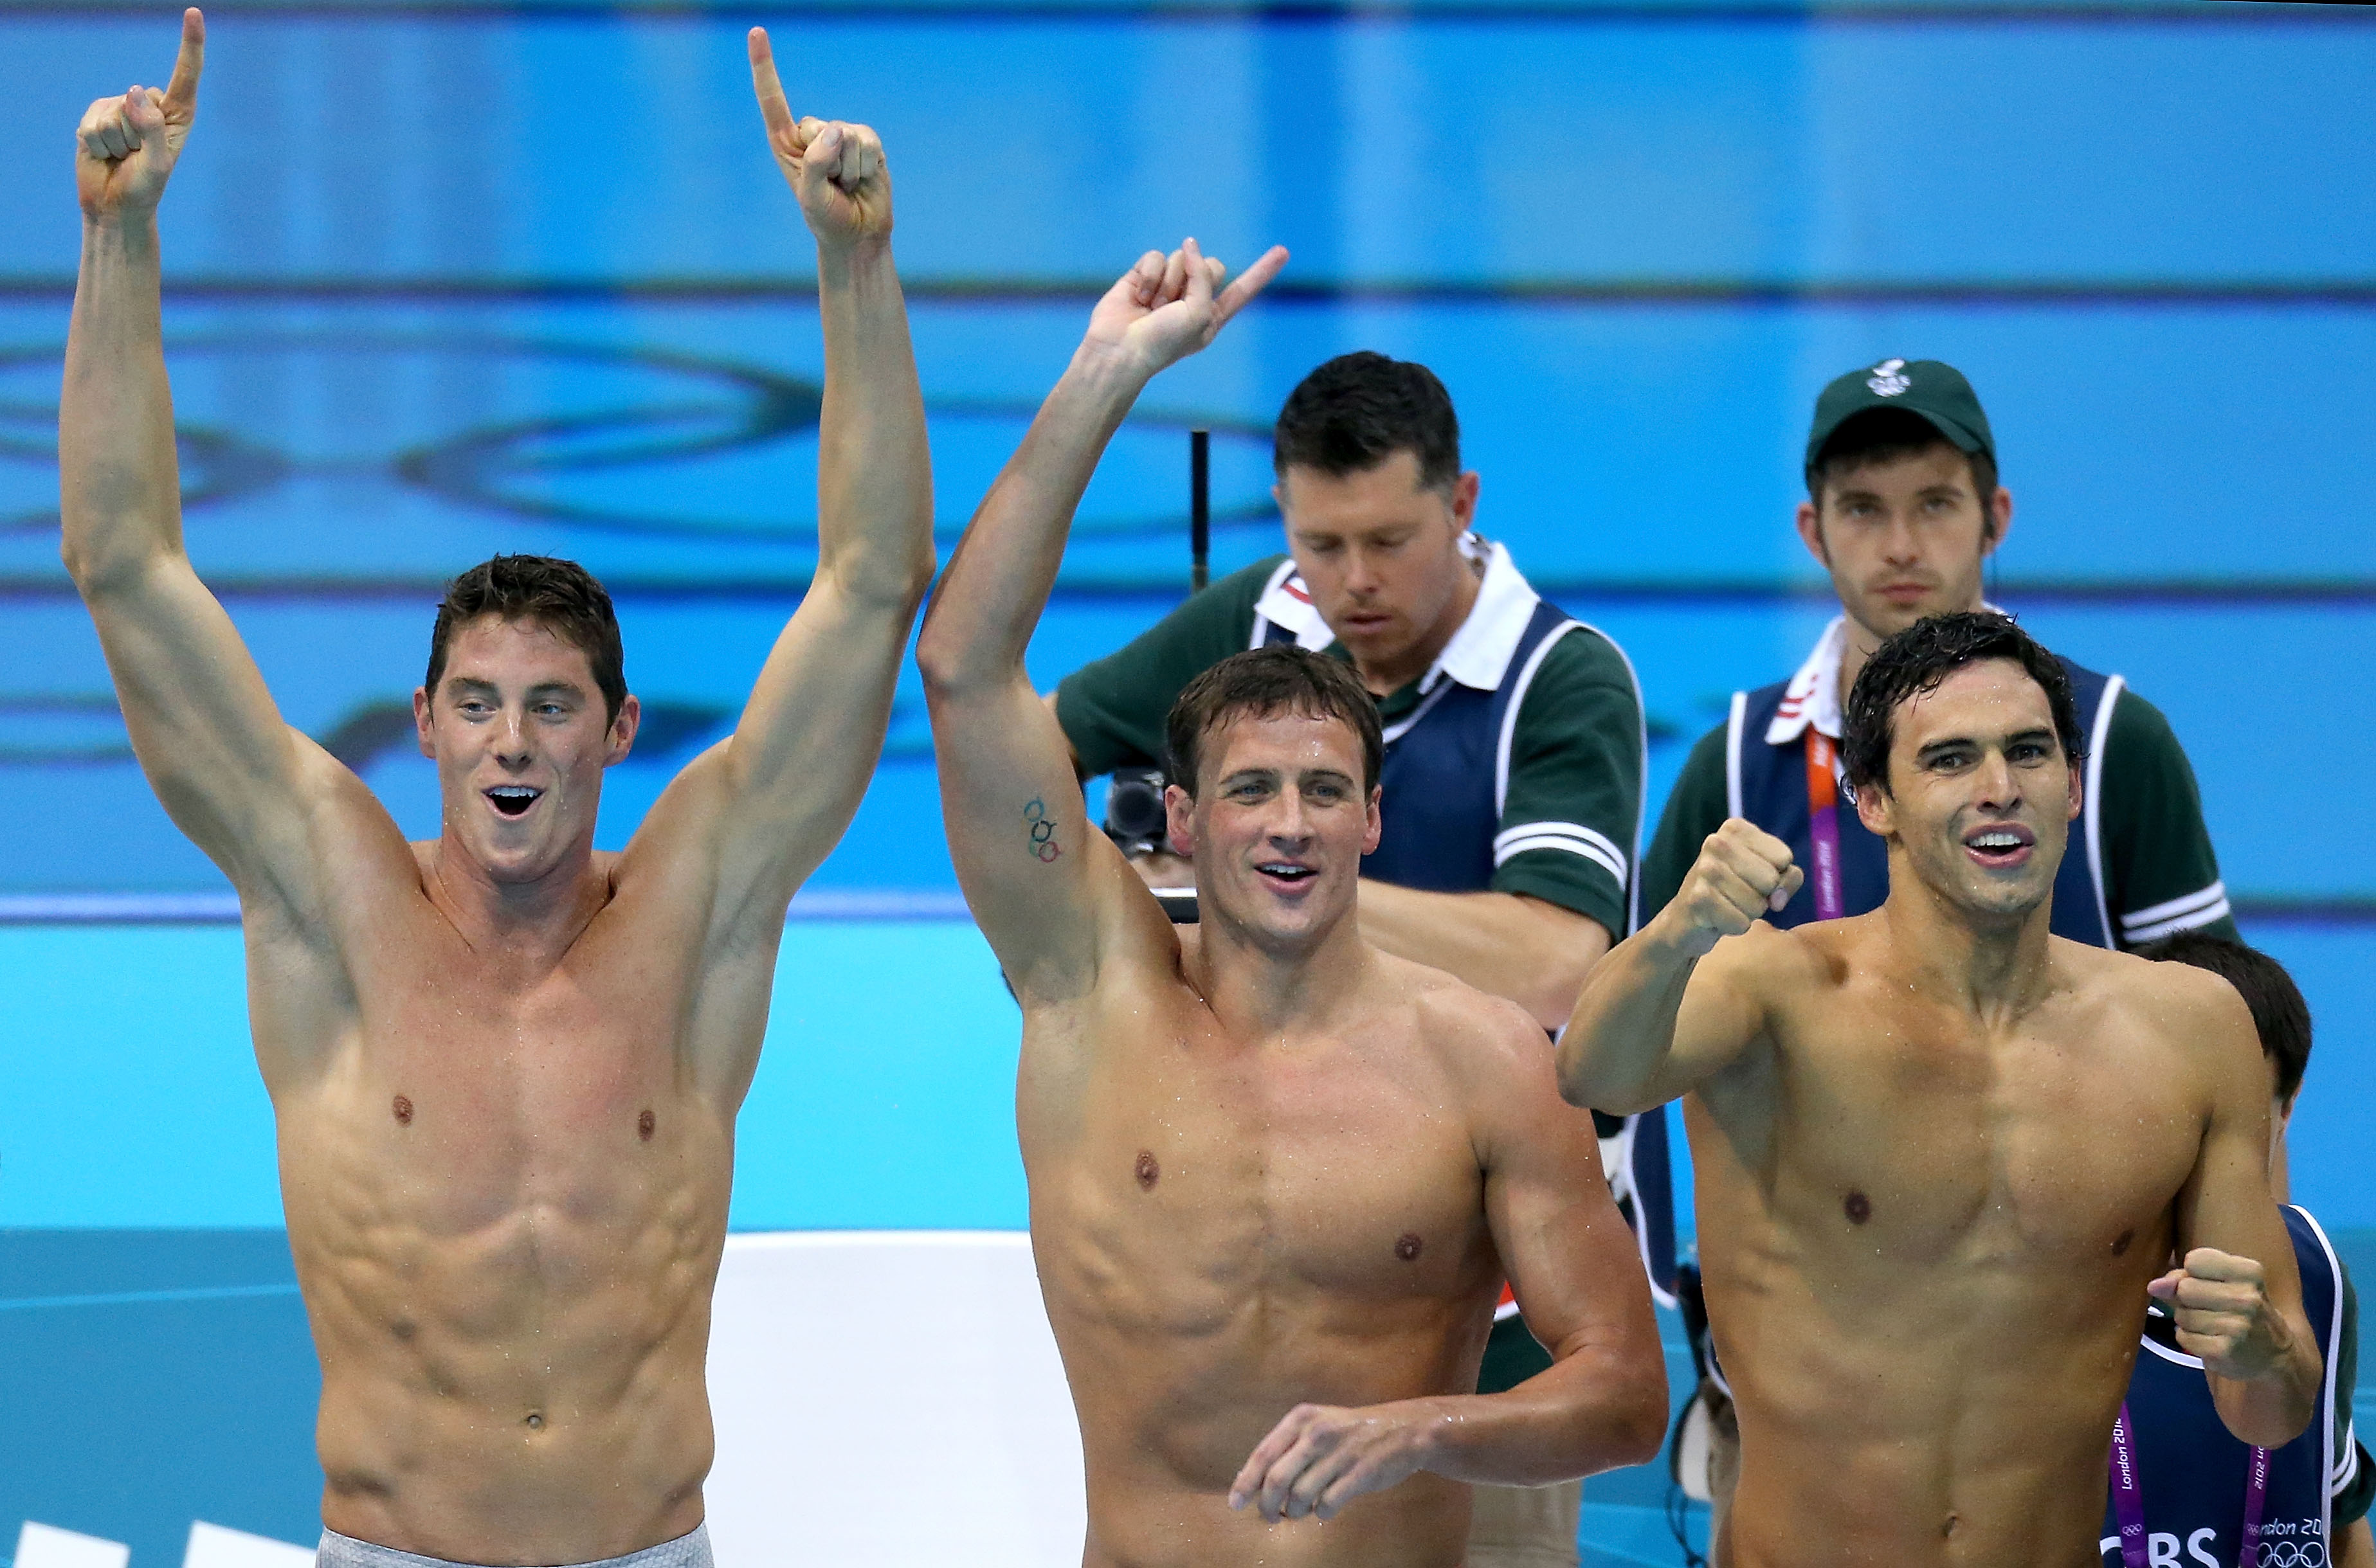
[
  {"left": 1808, "top": 408, "right": 2001, "bottom": 539},
  {"left": 1165, "top": 646, "right": 1383, "bottom": 798},
  {"left": 1273, "top": 352, "right": 1461, "bottom": 492},
  {"left": 424, "top": 555, "right": 627, "bottom": 725},
  {"left": 1842, "top": 611, "right": 2080, "bottom": 798},
  {"left": 2136, "top": 933, "right": 2312, "bottom": 1108}
]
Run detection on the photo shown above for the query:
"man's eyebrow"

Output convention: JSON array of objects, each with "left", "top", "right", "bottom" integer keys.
[
  {"left": 1296, "top": 768, "right": 1358, "bottom": 785},
  {"left": 2002, "top": 726, "right": 2057, "bottom": 748},
  {"left": 1914, "top": 735, "right": 1977, "bottom": 761}
]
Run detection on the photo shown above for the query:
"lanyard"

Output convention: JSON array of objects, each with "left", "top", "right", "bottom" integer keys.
[
  {"left": 1803, "top": 730, "right": 1845, "bottom": 921},
  {"left": 2108, "top": 1400, "right": 2272, "bottom": 1568}
]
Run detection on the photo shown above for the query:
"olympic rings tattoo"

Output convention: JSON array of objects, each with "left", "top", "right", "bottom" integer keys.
[{"left": 1024, "top": 797, "right": 1062, "bottom": 863}]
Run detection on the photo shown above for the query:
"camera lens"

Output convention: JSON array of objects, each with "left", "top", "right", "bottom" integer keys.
[{"left": 1104, "top": 767, "right": 1168, "bottom": 849}]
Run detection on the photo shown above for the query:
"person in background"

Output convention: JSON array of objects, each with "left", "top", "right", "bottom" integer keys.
[
  {"left": 2107, "top": 933, "right": 2373, "bottom": 1568},
  {"left": 1644, "top": 357, "right": 2241, "bottom": 1534},
  {"left": 1053, "top": 350, "right": 1661, "bottom": 1568}
]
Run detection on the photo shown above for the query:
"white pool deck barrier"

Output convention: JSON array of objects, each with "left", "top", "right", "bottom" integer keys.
[{"left": 13, "top": 1230, "right": 1087, "bottom": 1568}]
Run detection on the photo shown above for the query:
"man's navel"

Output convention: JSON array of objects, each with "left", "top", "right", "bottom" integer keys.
[
  {"left": 1844, "top": 1190, "right": 1872, "bottom": 1225},
  {"left": 392, "top": 1094, "right": 413, "bottom": 1127},
  {"left": 1135, "top": 1151, "right": 1159, "bottom": 1190}
]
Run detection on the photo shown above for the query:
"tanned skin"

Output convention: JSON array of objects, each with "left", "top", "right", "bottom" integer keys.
[
  {"left": 1558, "top": 658, "right": 2320, "bottom": 1568},
  {"left": 918, "top": 241, "right": 1664, "bottom": 1567},
  {"left": 62, "top": 17, "right": 933, "bottom": 1561}
]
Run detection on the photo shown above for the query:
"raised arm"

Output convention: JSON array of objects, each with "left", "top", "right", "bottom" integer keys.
[
  {"left": 1227, "top": 1000, "right": 1665, "bottom": 1520},
  {"left": 2155, "top": 969, "right": 2321, "bottom": 1447},
  {"left": 916, "top": 239, "right": 1284, "bottom": 1000},
  {"left": 631, "top": 30, "right": 936, "bottom": 932},
  {"left": 1555, "top": 818, "right": 1802, "bottom": 1115},
  {"left": 62, "top": 10, "right": 363, "bottom": 918}
]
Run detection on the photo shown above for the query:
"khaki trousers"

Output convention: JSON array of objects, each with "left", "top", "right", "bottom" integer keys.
[{"left": 1465, "top": 1477, "right": 1583, "bottom": 1568}]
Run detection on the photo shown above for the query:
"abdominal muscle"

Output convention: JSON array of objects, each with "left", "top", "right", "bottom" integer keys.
[
  {"left": 278, "top": 1082, "right": 734, "bottom": 1565},
  {"left": 1714, "top": 1259, "right": 2145, "bottom": 1568}
]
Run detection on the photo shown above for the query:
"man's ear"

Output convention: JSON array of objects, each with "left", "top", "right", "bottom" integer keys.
[
  {"left": 2063, "top": 747, "right": 2083, "bottom": 824},
  {"left": 603, "top": 693, "right": 641, "bottom": 767},
  {"left": 1851, "top": 771, "right": 1894, "bottom": 838},
  {"left": 1983, "top": 485, "right": 2015, "bottom": 552},
  {"left": 1795, "top": 498, "right": 1829, "bottom": 569},
  {"left": 1363, "top": 784, "right": 1384, "bottom": 856},
  {"left": 1163, "top": 782, "right": 1197, "bottom": 858},
  {"left": 414, "top": 686, "right": 436, "bottom": 758},
  {"left": 1447, "top": 470, "right": 1482, "bottom": 534}
]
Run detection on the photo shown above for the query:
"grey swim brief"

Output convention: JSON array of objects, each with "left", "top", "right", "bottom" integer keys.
[{"left": 315, "top": 1524, "right": 712, "bottom": 1568}]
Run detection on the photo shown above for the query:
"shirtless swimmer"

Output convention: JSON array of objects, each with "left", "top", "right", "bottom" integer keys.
[
  {"left": 916, "top": 237, "right": 1667, "bottom": 1568},
  {"left": 1559, "top": 610, "right": 2320, "bottom": 1567},
  {"left": 64, "top": 15, "right": 933, "bottom": 1563}
]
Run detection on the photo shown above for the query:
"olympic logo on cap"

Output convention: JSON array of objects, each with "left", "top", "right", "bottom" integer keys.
[{"left": 1866, "top": 358, "right": 1912, "bottom": 397}]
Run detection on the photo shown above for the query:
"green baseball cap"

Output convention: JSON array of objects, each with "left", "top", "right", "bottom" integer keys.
[{"left": 1804, "top": 357, "right": 1995, "bottom": 472}]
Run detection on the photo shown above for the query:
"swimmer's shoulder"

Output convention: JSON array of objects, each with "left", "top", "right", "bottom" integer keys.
[
  {"left": 1391, "top": 954, "right": 1557, "bottom": 1080},
  {"left": 2096, "top": 942, "right": 2260, "bottom": 1067}
]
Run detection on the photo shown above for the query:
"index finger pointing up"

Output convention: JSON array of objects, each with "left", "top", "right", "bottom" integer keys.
[
  {"left": 747, "top": 27, "right": 795, "bottom": 138},
  {"left": 163, "top": 8, "right": 204, "bottom": 113}
]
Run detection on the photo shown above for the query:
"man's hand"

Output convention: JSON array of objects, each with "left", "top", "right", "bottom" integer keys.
[
  {"left": 1228, "top": 1400, "right": 1435, "bottom": 1523},
  {"left": 77, "top": 7, "right": 204, "bottom": 222},
  {"left": 1082, "top": 237, "right": 1288, "bottom": 380},
  {"left": 2150, "top": 1248, "right": 2299, "bottom": 1382},
  {"left": 749, "top": 27, "right": 890, "bottom": 253},
  {"left": 1658, "top": 818, "right": 1802, "bottom": 959}
]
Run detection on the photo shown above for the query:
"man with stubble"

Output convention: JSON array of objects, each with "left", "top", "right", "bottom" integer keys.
[
  {"left": 918, "top": 237, "right": 1665, "bottom": 1566},
  {"left": 64, "top": 14, "right": 932, "bottom": 1565},
  {"left": 1561, "top": 612, "right": 2319, "bottom": 1567}
]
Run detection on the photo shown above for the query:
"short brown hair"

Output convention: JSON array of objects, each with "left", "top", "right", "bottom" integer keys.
[
  {"left": 425, "top": 555, "right": 626, "bottom": 725},
  {"left": 1165, "top": 647, "right": 1383, "bottom": 798}
]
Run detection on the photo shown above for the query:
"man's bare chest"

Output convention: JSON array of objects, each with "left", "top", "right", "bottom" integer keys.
[
  {"left": 279, "top": 933, "right": 721, "bottom": 1239},
  {"left": 1726, "top": 1009, "right": 2206, "bottom": 1267},
  {"left": 1022, "top": 1002, "right": 1492, "bottom": 1316}
]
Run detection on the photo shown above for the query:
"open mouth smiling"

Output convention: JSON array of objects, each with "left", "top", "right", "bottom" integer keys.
[
  {"left": 485, "top": 785, "right": 543, "bottom": 818},
  {"left": 1962, "top": 823, "right": 2034, "bottom": 869},
  {"left": 1255, "top": 860, "right": 1318, "bottom": 890}
]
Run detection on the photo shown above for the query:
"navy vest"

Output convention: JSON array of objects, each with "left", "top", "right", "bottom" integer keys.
[
  {"left": 1728, "top": 656, "right": 2120, "bottom": 946},
  {"left": 1260, "top": 600, "right": 1678, "bottom": 1297},
  {"left": 2098, "top": 1205, "right": 2347, "bottom": 1567}
]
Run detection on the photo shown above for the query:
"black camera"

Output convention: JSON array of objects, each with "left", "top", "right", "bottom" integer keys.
[{"left": 1102, "top": 766, "right": 1170, "bottom": 857}]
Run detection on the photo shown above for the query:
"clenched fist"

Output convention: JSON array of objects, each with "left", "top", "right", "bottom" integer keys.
[
  {"left": 77, "top": 7, "right": 204, "bottom": 222},
  {"left": 1661, "top": 818, "right": 1802, "bottom": 958},
  {"left": 748, "top": 27, "right": 891, "bottom": 252},
  {"left": 2149, "top": 1248, "right": 2296, "bottom": 1383}
]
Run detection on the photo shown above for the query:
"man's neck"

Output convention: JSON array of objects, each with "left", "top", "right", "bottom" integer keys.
[
  {"left": 424, "top": 834, "right": 612, "bottom": 964},
  {"left": 1352, "top": 551, "right": 1484, "bottom": 696},
  {"left": 1832, "top": 597, "right": 1986, "bottom": 714},
  {"left": 1875, "top": 853, "right": 2057, "bottom": 1027},
  {"left": 1186, "top": 906, "right": 1373, "bottom": 1042}
]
